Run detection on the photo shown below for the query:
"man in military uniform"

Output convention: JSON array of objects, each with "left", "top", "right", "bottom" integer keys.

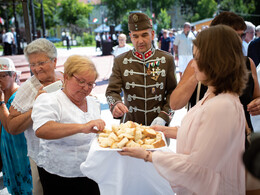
[{"left": 106, "top": 12, "right": 177, "bottom": 126}]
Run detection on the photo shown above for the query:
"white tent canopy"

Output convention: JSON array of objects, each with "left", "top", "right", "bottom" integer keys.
[
  {"left": 115, "top": 24, "right": 123, "bottom": 32},
  {"left": 94, "top": 24, "right": 110, "bottom": 33}
]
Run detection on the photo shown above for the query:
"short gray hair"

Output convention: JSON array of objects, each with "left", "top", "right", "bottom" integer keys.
[
  {"left": 24, "top": 38, "right": 57, "bottom": 60},
  {"left": 256, "top": 25, "right": 260, "bottom": 32},
  {"left": 245, "top": 21, "right": 255, "bottom": 32}
]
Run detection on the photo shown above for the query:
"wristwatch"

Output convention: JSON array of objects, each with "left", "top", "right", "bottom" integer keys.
[{"left": 0, "top": 101, "right": 5, "bottom": 106}]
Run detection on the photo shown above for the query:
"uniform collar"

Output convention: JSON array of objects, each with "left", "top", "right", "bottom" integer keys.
[{"left": 133, "top": 47, "right": 155, "bottom": 60}]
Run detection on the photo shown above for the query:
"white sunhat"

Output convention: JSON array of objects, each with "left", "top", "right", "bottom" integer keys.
[{"left": 0, "top": 57, "right": 21, "bottom": 75}]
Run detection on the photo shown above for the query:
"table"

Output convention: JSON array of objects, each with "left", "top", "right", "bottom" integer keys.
[{"left": 80, "top": 138, "right": 174, "bottom": 195}]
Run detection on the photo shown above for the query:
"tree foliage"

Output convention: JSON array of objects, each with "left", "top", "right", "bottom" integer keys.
[
  {"left": 191, "top": 0, "right": 217, "bottom": 22},
  {"left": 102, "top": 0, "right": 138, "bottom": 25},
  {"left": 102, "top": 0, "right": 175, "bottom": 25},
  {"left": 177, "top": 0, "right": 198, "bottom": 16},
  {"left": 59, "top": 0, "right": 93, "bottom": 25},
  {"left": 177, "top": 0, "right": 257, "bottom": 23},
  {"left": 156, "top": 9, "right": 171, "bottom": 34},
  {"left": 34, "top": 0, "right": 60, "bottom": 29},
  {"left": 219, "top": 0, "right": 255, "bottom": 14},
  {"left": 139, "top": 0, "right": 175, "bottom": 18}
]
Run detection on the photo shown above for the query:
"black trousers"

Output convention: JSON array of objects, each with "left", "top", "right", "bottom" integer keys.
[
  {"left": 3, "top": 42, "right": 12, "bottom": 56},
  {"left": 38, "top": 166, "right": 100, "bottom": 195}
]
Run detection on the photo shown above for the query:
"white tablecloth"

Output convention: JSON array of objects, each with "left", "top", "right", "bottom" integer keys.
[{"left": 80, "top": 138, "right": 174, "bottom": 195}]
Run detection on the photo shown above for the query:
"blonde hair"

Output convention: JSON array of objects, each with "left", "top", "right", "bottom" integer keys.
[
  {"left": 118, "top": 34, "right": 127, "bottom": 40},
  {"left": 64, "top": 55, "right": 98, "bottom": 79}
]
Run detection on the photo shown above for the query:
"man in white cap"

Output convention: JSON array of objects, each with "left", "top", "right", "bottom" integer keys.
[
  {"left": 106, "top": 12, "right": 177, "bottom": 126},
  {"left": 174, "top": 22, "right": 195, "bottom": 77}
]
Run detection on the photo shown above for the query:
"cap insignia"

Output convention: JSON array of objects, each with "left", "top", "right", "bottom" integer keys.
[{"left": 133, "top": 14, "right": 138, "bottom": 22}]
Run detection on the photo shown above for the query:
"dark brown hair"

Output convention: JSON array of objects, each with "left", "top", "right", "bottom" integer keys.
[
  {"left": 193, "top": 25, "right": 248, "bottom": 95},
  {"left": 210, "top": 11, "right": 246, "bottom": 31}
]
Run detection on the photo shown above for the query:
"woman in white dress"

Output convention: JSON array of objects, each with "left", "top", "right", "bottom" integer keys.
[{"left": 31, "top": 55, "right": 105, "bottom": 195}]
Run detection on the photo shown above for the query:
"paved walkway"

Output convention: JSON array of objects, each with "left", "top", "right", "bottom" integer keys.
[{"left": 0, "top": 47, "right": 186, "bottom": 194}]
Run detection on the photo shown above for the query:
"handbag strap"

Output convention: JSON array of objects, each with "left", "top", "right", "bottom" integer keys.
[{"left": 196, "top": 81, "right": 201, "bottom": 104}]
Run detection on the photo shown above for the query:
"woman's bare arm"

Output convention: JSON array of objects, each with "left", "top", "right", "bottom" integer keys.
[
  {"left": 170, "top": 60, "right": 198, "bottom": 110},
  {"left": 35, "top": 119, "right": 105, "bottom": 140},
  {"left": 7, "top": 106, "right": 33, "bottom": 135}
]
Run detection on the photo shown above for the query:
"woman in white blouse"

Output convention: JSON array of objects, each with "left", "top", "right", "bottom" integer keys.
[
  {"left": 31, "top": 55, "right": 105, "bottom": 195},
  {"left": 7, "top": 38, "right": 63, "bottom": 195},
  {"left": 120, "top": 25, "right": 248, "bottom": 195},
  {"left": 112, "top": 33, "right": 132, "bottom": 57}
]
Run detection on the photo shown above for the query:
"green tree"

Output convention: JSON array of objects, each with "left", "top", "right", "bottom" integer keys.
[
  {"left": 219, "top": 0, "right": 255, "bottom": 14},
  {"left": 191, "top": 0, "right": 217, "bottom": 22},
  {"left": 34, "top": 0, "right": 60, "bottom": 29},
  {"left": 140, "top": 0, "right": 175, "bottom": 18},
  {"left": 156, "top": 9, "right": 171, "bottom": 34},
  {"left": 121, "top": 14, "right": 130, "bottom": 35},
  {"left": 59, "top": 0, "right": 93, "bottom": 25},
  {"left": 102, "top": 0, "right": 138, "bottom": 25},
  {"left": 177, "top": 0, "right": 199, "bottom": 16},
  {"left": 218, "top": 0, "right": 257, "bottom": 23}
]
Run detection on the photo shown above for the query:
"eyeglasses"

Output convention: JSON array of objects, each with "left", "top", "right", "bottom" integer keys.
[
  {"left": 29, "top": 59, "right": 53, "bottom": 68},
  {"left": 73, "top": 75, "right": 96, "bottom": 89}
]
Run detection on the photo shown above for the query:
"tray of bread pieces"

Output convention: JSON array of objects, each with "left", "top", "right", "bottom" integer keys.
[{"left": 93, "top": 121, "right": 167, "bottom": 151}]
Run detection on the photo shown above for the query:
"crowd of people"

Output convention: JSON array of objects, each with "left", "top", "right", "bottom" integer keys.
[{"left": 0, "top": 10, "right": 259, "bottom": 195}]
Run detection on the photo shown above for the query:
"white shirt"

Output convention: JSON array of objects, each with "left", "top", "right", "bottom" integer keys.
[
  {"left": 102, "top": 34, "right": 106, "bottom": 41},
  {"left": 112, "top": 44, "right": 132, "bottom": 57},
  {"left": 173, "top": 31, "right": 195, "bottom": 56},
  {"left": 2, "top": 32, "right": 14, "bottom": 44},
  {"left": 12, "top": 76, "right": 42, "bottom": 163},
  {"left": 32, "top": 90, "right": 101, "bottom": 177},
  {"left": 242, "top": 40, "right": 249, "bottom": 56},
  {"left": 95, "top": 35, "right": 101, "bottom": 42}
]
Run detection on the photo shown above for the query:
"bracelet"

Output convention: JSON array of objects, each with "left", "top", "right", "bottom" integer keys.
[
  {"left": 144, "top": 151, "right": 152, "bottom": 162},
  {"left": 0, "top": 101, "right": 5, "bottom": 106}
]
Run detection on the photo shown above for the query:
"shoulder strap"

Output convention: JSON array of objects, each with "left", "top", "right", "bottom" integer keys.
[{"left": 196, "top": 82, "right": 201, "bottom": 103}]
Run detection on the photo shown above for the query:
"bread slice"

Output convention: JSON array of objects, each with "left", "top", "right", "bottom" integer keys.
[
  {"left": 143, "top": 128, "right": 156, "bottom": 138},
  {"left": 117, "top": 137, "right": 129, "bottom": 148},
  {"left": 110, "top": 142, "right": 119, "bottom": 149},
  {"left": 141, "top": 144, "right": 154, "bottom": 149},
  {"left": 108, "top": 132, "right": 119, "bottom": 141},
  {"left": 144, "top": 138, "right": 155, "bottom": 145},
  {"left": 134, "top": 129, "right": 142, "bottom": 142},
  {"left": 152, "top": 139, "right": 166, "bottom": 148},
  {"left": 126, "top": 140, "right": 140, "bottom": 148}
]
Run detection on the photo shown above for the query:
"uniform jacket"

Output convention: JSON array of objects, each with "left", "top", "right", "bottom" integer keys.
[{"left": 106, "top": 47, "right": 177, "bottom": 126}]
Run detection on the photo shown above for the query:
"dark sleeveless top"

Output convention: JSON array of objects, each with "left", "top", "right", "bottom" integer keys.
[{"left": 188, "top": 57, "right": 254, "bottom": 148}]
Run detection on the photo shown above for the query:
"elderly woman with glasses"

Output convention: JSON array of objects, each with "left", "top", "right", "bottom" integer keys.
[
  {"left": 7, "top": 38, "right": 63, "bottom": 195},
  {"left": 31, "top": 55, "right": 105, "bottom": 195}
]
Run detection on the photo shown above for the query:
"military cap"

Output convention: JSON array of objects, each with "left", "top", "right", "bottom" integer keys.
[{"left": 128, "top": 13, "right": 153, "bottom": 31}]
